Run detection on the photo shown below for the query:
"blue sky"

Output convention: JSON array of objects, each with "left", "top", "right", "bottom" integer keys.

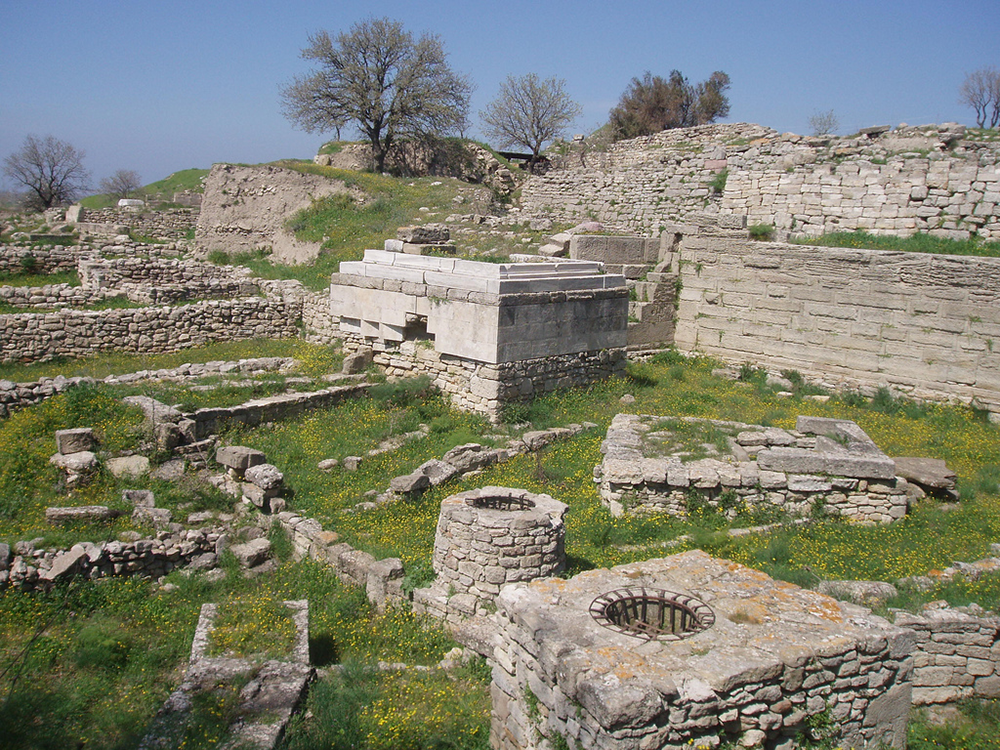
[{"left": 2, "top": 0, "right": 997, "bottom": 189}]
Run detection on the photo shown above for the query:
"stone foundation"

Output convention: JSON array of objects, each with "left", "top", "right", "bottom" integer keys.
[
  {"left": 346, "top": 335, "right": 625, "bottom": 420},
  {"left": 599, "top": 413, "right": 907, "bottom": 523},
  {"left": 491, "top": 550, "right": 914, "bottom": 750}
]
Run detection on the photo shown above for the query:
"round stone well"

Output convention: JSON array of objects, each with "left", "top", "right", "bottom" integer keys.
[
  {"left": 490, "top": 550, "right": 914, "bottom": 750},
  {"left": 420, "top": 486, "right": 567, "bottom": 620}
]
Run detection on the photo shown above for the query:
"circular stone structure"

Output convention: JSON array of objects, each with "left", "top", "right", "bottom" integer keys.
[{"left": 431, "top": 486, "right": 567, "bottom": 605}]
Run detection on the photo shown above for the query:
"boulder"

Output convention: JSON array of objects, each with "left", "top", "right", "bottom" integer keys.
[
  {"left": 230, "top": 538, "right": 272, "bottom": 568},
  {"left": 341, "top": 346, "right": 374, "bottom": 374},
  {"left": 49, "top": 450, "right": 99, "bottom": 475},
  {"left": 389, "top": 470, "right": 430, "bottom": 494},
  {"left": 245, "top": 464, "right": 284, "bottom": 491},
  {"left": 40, "top": 546, "right": 89, "bottom": 582},
  {"left": 107, "top": 456, "right": 150, "bottom": 478},
  {"left": 892, "top": 456, "right": 957, "bottom": 498},
  {"left": 122, "top": 489, "right": 155, "bottom": 508},
  {"left": 133, "top": 507, "right": 173, "bottom": 526},
  {"left": 817, "top": 580, "right": 899, "bottom": 608},
  {"left": 398, "top": 224, "right": 449, "bottom": 243}
]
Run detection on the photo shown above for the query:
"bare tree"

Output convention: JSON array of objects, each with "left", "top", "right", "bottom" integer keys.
[
  {"left": 281, "top": 17, "right": 473, "bottom": 173},
  {"left": 3, "top": 135, "right": 90, "bottom": 211},
  {"left": 480, "top": 74, "right": 582, "bottom": 169},
  {"left": 608, "top": 70, "right": 730, "bottom": 141},
  {"left": 99, "top": 169, "right": 143, "bottom": 201},
  {"left": 960, "top": 66, "right": 1000, "bottom": 129},
  {"left": 808, "top": 109, "right": 839, "bottom": 136}
]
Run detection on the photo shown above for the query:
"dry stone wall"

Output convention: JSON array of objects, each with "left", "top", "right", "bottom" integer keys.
[
  {"left": 71, "top": 207, "right": 197, "bottom": 240},
  {"left": 521, "top": 122, "right": 1000, "bottom": 241},
  {"left": 491, "top": 550, "right": 914, "bottom": 750},
  {"left": 0, "top": 297, "right": 299, "bottom": 365},
  {"left": 669, "top": 225, "right": 1000, "bottom": 417},
  {"left": 893, "top": 606, "right": 1000, "bottom": 705},
  {"left": 0, "top": 243, "right": 92, "bottom": 274}
]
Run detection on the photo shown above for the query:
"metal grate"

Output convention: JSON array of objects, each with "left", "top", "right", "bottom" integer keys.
[
  {"left": 590, "top": 588, "right": 715, "bottom": 641},
  {"left": 470, "top": 495, "right": 536, "bottom": 511}
]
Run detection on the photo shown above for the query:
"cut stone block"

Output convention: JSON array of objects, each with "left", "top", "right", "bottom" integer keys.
[
  {"left": 46, "top": 506, "right": 119, "bottom": 525},
  {"left": 245, "top": 464, "right": 284, "bottom": 491},
  {"left": 55, "top": 428, "right": 95, "bottom": 455},
  {"left": 216, "top": 445, "right": 266, "bottom": 472}
]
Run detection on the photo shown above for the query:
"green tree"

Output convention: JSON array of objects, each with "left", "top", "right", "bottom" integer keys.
[
  {"left": 280, "top": 17, "right": 473, "bottom": 173},
  {"left": 480, "top": 73, "right": 582, "bottom": 169},
  {"left": 3, "top": 134, "right": 90, "bottom": 211},
  {"left": 609, "top": 70, "right": 730, "bottom": 141}
]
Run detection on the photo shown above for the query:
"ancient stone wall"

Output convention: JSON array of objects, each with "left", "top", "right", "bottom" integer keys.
[
  {"left": 521, "top": 123, "right": 1000, "bottom": 241},
  {"left": 413, "top": 487, "right": 567, "bottom": 623},
  {"left": 0, "top": 244, "right": 92, "bottom": 274},
  {"left": 599, "top": 414, "right": 907, "bottom": 524},
  {"left": 0, "top": 283, "right": 117, "bottom": 309},
  {"left": 2, "top": 529, "right": 220, "bottom": 590},
  {"left": 0, "top": 297, "right": 299, "bottom": 365},
  {"left": 78, "top": 257, "right": 259, "bottom": 303},
  {"left": 491, "top": 551, "right": 914, "bottom": 750},
  {"left": 894, "top": 607, "right": 1000, "bottom": 705},
  {"left": 670, "top": 226, "right": 1000, "bottom": 417},
  {"left": 343, "top": 335, "right": 625, "bottom": 421},
  {"left": 72, "top": 207, "right": 197, "bottom": 239}
]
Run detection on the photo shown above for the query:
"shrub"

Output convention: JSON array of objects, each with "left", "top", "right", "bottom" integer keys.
[
  {"left": 709, "top": 168, "right": 728, "bottom": 194},
  {"left": 748, "top": 223, "right": 774, "bottom": 241}
]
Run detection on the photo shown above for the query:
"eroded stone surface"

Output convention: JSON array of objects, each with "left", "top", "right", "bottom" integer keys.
[
  {"left": 598, "top": 413, "right": 907, "bottom": 523},
  {"left": 491, "top": 550, "right": 913, "bottom": 750}
]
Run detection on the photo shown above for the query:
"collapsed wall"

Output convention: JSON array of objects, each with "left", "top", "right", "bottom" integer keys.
[
  {"left": 522, "top": 122, "right": 1000, "bottom": 242},
  {"left": 195, "top": 163, "right": 359, "bottom": 265}
]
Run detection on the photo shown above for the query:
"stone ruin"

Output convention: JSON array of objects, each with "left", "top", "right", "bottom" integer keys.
[
  {"left": 331, "top": 248, "right": 628, "bottom": 420},
  {"left": 139, "top": 599, "right": 311, "bottom": 750},
  {"left": 598, "top": 413, "right": 907, "bottom": 523},
  {"left": 413, "top": 486, "right": 567, "bottom": 624},
  {"left": 491, "top": 550, "right": 913, "bottom": 750}
]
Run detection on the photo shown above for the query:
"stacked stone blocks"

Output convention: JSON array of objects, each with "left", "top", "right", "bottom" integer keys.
[
  {"left": 599, "top": 414, "right": 907, "bottom": 523},
  {"left": 490, "top": 551, "right": 914, "bottom": 750}
]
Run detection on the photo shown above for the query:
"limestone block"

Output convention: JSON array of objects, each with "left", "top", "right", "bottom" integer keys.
[
  {"left": 46, "top": 506, "right": 119, "bottom": 525},
  {"left": 49, "top": 450, "right": 99, "bottom": 476},
  {"left": 106, "top": 455, "right": 150, "bottom": 479},
  {"left": 216, "top": 445, "right": 266, "bottom": 472},
  {"left": 55, "top": 427, "right": 95, "bottom": 455},
  {"left": 245, "top": 463, "right": 284, "bottom": 491},
  {"left": 230, "top": 538, "right": 272, "bottom": 568}
]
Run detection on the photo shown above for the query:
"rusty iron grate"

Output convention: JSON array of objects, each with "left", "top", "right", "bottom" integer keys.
[
  {"left": 470, "top": 495, "right": 536, "bottom": 511},
  {"left": 590, "top": 588, "right": 715, "bottom": 641}
]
